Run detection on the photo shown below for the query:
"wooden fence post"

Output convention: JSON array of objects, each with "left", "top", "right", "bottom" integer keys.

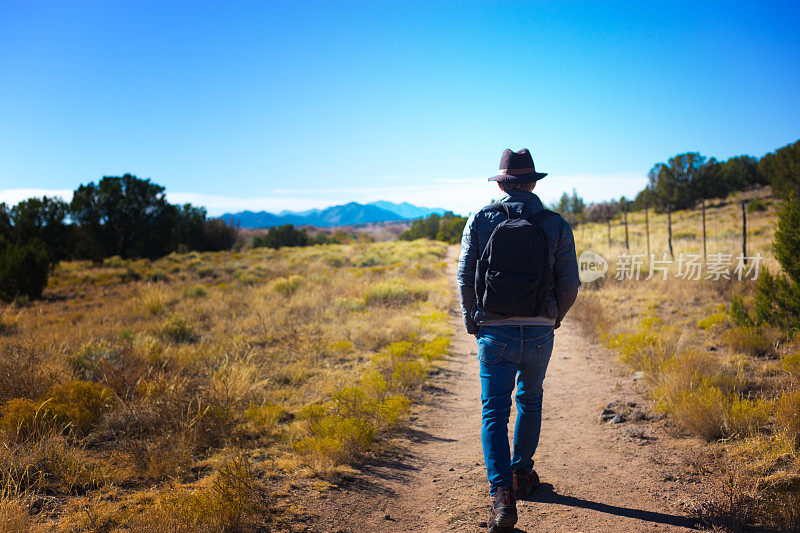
[
  {"left": 667, "top": 203, "right": 674, "bottom": 259},
  {"left": 645, "top": 200, "right": 650, "bottom": 257},
  {"left": 623, "top": 201, "right": 629, "bottom": 252},
  {"left": 741, "top": 200, "right": 748, "bottom": 264},
  {"left": 701, "top": 199, "right": 707, "bottom": 261}
]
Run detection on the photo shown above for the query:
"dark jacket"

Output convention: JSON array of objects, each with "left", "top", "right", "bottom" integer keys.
[{"left": 457, "top": 190, "right": 581, "bottom": 334}]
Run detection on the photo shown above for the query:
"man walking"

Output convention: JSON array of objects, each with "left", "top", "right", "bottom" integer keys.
[{"left": 457, "top": 148, "right": 580, "bottom": 532}]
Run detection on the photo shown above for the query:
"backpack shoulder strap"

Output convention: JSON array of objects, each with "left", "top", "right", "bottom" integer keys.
[{"left": 528, "top": 208, "right": 558, "bottom": 226}]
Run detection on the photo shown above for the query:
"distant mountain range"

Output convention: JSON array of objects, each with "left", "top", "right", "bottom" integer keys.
[{"left": 220, "top": 200, "right": 447, "bottom": 228}]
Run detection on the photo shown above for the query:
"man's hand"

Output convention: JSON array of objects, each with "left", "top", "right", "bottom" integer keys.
[{"left": 465, "top": 318, "right": 479, "bottom": 336}]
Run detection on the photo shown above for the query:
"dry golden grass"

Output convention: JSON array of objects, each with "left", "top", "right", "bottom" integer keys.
[
  {"left": 573, "top": 189, "right": 800, "bottom": 530},
  {"left": 0, "top": 240, "right": 452, "bottom": 530}
]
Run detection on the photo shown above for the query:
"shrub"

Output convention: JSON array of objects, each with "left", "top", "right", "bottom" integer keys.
[
  {"left": 194, "top": 403, "right": 237, "bottom": 450},
  {"left": 776, "top": 390, "right": 800, "bottom": 449},
  {"left": 269, "top": 275, "right": 302, "bottom": 296},
  {"left": 237, "top": 274, "right": 259, "bottom": 286},
  {"left": 753, "top": 269, "right": 800, "bottom": 332},
  {"left": 0, "top": 498, "right": 41, "bottom": 532},
  {"left": 145, "top": 269, "right": 169, "bottom": 282},
  {"left": 654, "top": 349, "right": 759, "bottom": 440},
  {"left": 293, "top": 413, "right": 375, "bottom": 470},
  {"left": 126, "top": 429, "right": 196, "bottom": 480},
  {"left": 208, "top": 455, "right": 271, "bottom": 530},
  {"left": 245, "top": 402, "right": 286, "bottom": 433},
  {"left": 750, "top": 196, "right": 800, "bottom": 332},
  {"left": 370, "top": 341, "right": 429, "bottom": 392},
  {"left": 772, "top": 195, "right": 800, "bottom": 285},
  {"left": 135, "top": 283, "right": 170, "bottom": 316},
  {"left": 605, "top": 317, "right": 677, "bottom": 379},
  {"left": 0, "top": 307, "right": 18, "bottom": 334},
  {"left": 44, "top": 381, "right": 117, "bottom": 433},
  {"left": 376, "top": 395, "right": 411, "bottom": 426},
  {"left": 0, "top": 340, "right": 54, "bottom": 403},
  {"left": 724, "top": 397, "right": 772, "bottom": 437},
  {"left": 781, "top": 351, "right": 800, "bottom": 377},
  {"left": 665, "top": 383, "right": 728, "bottom": 440},
  {"left": 389, "top": 359, "right": 427, "bottom": 391},
  {"left": 253, "top": 225, "right": 310, "bottom": 249},
  {"left": 182, "top": 285, "right": 208, "bottom": 298},
  {"left": 359, "top": 370, "right": 389, "bottom": 398},
  {"left": 0, "top": 430, "right": 102, "bottom": 495},
  {"left": 329, "top": 386, "right": 371, "bottom": 419},
  {"left": 697, "top": 312, "right": 727, "bottom": 330},
  {"left": 103, "top": 255, "right": 127, "bottom": 268},
  {"left": 420, "top": 336, "right": 451, "bottom": 362},
  {"left": 125, "top": 455, "right": 272, "bottom": 532},
  {"left": 1, "top": 381, "right": 116, "bottom": 438},
  {"left": 0, "top": 398, "right": 41, "bottom": 438},
  {"left": 657, "top": 349, "right": 735, "bottom": 396},
  {"left": 159, "top": 314, "right": 196, "bottom": 342},
  {"left": 66, "top": 340, "right": 116, "bottom": 379},
  {"left": 334, "top": 297, "right": 364, "bottom": 311},
  {"left": 398, "top": 212, "right": 467, "bottom": 243},
  {"left": 747, "top": 198, "right": 767, "bottom": 212},
  {"left": 364, "top": 282, "right": 428, "bottom": 306},
  {"left": 0, "top": 240, "right": 50, "bottom": 302},
  {"left": 730, "top": 295, "right": 755, "bottom": 327},
  {"left": 569, "top": 294, "right": 612, "bottom": 338},
  {"left": 723, "top": 326, "right": 774, "bottom": 357},
  {"left": 120, "top": 266, "right": 141, "bottom": 282},
  {"left": 196, "top": 264, "right": 216, "bottom": 278},
  {"left": 329, "top": 339, "right": 354, "bottom": 355}
]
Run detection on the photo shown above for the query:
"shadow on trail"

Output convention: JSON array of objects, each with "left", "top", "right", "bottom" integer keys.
[
  {"left": 325, "top": 413, "right": 457, "bottom": 495},
  {"left": 528, "top": 483, "right": 702, "bottom": 530}
]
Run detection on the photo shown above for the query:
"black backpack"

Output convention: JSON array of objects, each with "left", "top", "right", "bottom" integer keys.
[{"left": 474, "top": 203, "right": 557, "bottom": 317}]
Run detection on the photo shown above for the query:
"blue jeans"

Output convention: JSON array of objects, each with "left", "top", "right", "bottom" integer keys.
[{"left": 476, "top": 324, "right": 554, "bottom": 494}]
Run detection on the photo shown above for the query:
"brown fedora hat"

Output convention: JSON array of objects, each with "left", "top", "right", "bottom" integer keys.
[{"left": 488, "top": 148, "right": 548, "bottom": 183}]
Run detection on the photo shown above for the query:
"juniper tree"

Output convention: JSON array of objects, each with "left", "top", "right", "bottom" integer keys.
[{"left": 753, "top": 195, "right": 800, "bottom": 331}]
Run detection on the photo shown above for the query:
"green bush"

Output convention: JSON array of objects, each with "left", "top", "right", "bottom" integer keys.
[
  {"left": 398, "top": 212, "right": 467, "bottom": 244},
  {"left": 183, "top": 285, "right": 208, "bottom": 298},
  {"left": 730, "top": 295, "right": 755, "bottom": 327},
  {"left": 751, "top": 196, "right": 800, "bottom": 332},
  {"left": 747, "top": 198, "right": 767, "bottom": 212},
  {"left": 270, "top": 275, "right": 302, "bottom": 296},
  {"left": 0, "top": 240, "right": 50, "bottom": 302},
  {"left": 364, "top": 282, "right": 428, "bottom": 306},
  {"left": 66, "top": 340, "right": 116, "bottom": 379},
  {"left": 293, "top": 408, "right": 375, "bottom": 470},
  {"left": 160, "top": 314, "right": 196, "bottom": 342},
  {"left": 253, "top": 225, "right": 309, "bottom": 249},
  {"left": 754, "top": 269, "right": 800, "bottom": 332}
]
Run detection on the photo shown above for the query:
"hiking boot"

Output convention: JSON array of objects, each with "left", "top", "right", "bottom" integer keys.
[
  {"left": 513, "top": 468, "right": 540, "bottom": 500},
  {"left": 488, "top": 486, "right": 517, "bottom": 532}
]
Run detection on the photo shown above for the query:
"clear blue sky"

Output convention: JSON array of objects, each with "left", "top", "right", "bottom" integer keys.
[{"left": 1, "top": 1, "right": 798, "bottom": 215}]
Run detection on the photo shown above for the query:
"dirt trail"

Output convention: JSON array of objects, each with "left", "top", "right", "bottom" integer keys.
[{"left": 305, "top": 246, "right": 702, "bottom": 532}]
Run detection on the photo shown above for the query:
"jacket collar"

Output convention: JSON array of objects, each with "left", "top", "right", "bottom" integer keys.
[{"left": 500, "top": 190, "right": 544, "bottom": 211}]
